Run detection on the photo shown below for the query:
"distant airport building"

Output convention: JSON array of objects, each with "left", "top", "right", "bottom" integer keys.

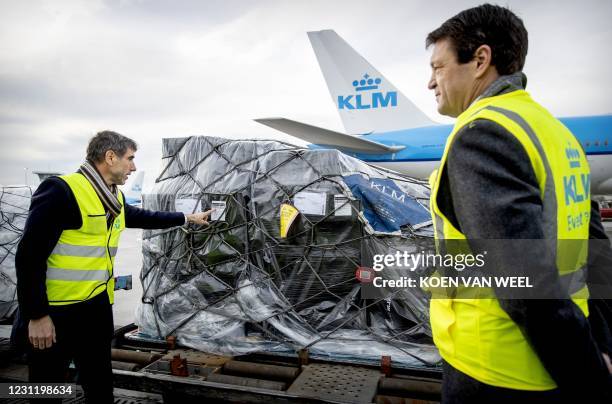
[{"left": 32, "top": 170, "right": 62, "bottom": 182}]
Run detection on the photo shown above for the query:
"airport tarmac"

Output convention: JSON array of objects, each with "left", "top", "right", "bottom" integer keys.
[
  {"left": 112, "top": 228, "right": 145, "bottom": 328},
  {"left": 111, "top": 222, "right": 612, "bottom": 328}
]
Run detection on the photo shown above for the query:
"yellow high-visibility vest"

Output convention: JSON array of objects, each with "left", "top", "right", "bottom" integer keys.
[
  {"left": 429, "top": 89, "right": 590, "bottom": 390},
  {"left": 46, "top": 173, "right": 125, "bottom": 305}
]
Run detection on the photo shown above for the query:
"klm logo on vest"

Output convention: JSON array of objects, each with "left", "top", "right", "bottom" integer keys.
[
  {"left": 338, "top": 74, "right": 397, "bottom": 110},
  {"left": 563, "top": 145, "right": 590, "bottom": 206},
  {"left": 565, "top": 145, "right": 582, "bottom": 169},
  {"left": 114, "top": 221, "right": 121, "bottom": 230}
]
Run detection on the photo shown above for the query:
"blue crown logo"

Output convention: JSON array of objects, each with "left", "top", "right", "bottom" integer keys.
[
  {"left": 565, "top": 144, "right": 581, "bottom": 168},
  {"left": 352, "top": 73, "right": 382, "bottom": 92}
]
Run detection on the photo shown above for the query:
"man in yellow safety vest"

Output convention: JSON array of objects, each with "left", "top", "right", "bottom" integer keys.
[
  {"left": 14, "top": 131, "right": 212, "bottom": 403},
  {"left": 425, "top": 4, "right": 611, "bottom": 403}
]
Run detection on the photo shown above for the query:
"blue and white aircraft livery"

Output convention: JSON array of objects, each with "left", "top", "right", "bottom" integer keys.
[
  {"left": 121, "top": 170, "right": 144, "bottom": 207},
  {"left": 256, "top": 30, "right": 612, "bottom": 195}
]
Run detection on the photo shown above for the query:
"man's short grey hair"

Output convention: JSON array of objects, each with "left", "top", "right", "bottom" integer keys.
[{"left": 86, "top": 130, "right": 138, "bottom": 163}]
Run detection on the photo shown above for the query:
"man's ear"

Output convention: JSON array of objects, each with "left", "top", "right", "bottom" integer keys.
[
  {"left": 473, "top": 44, "right": 493, "bottom": 78},
  {"left": 104, "top": 150, "right": 116, "bottom": 166}
]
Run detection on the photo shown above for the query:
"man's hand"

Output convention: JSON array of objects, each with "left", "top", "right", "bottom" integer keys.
[
  {"left": 28, "top": 315, "right": 56, "bottom": 350},
  {"left": 185, "top": 209, "right": 214, "bottom": 226}
]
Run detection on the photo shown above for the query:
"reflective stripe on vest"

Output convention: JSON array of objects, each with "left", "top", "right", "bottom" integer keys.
[
  {"left": 429, "top": 89, "right": 590, "bottom": 391},
  {"left": 46, "top": 173, "right": 125, "bottom": 305},
  {"left": 47, "top": 268, "right": 110, "bottom": 282},
  {"left": 562, "top": 264, "right": 587, "bottom": 296},
  {"left": 51, "top": 243, "right": 119, "bottom": 258}
]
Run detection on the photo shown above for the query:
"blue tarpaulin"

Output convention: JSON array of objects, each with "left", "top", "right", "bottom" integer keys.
[{"left": 343, "top": 174, "right": 430, "bottom": 233}]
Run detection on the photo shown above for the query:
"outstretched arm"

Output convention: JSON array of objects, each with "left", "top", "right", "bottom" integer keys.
[{"left": 124, "top": 199, "right": 212, "bottom": 229}]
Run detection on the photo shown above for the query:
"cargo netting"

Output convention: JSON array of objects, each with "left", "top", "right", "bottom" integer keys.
[
  {"left": 0, "top": 186, "right": 32, "bottom": 322},
  {"left": 135, "top": 136, "right": 441, "bottom": 368}
]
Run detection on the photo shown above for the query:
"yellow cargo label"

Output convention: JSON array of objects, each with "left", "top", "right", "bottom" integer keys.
[{"left": 280, "top": 203, "right": 299, "bottom": 238}]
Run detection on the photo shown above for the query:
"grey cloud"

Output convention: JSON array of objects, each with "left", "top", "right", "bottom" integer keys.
[{"left": 0, "top": 0, "right": 611, "bottom": 185}]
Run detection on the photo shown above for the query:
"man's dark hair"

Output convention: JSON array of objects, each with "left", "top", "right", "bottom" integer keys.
[
  {"left": 426, "top": 3, "right": 528, "bottom": 75},
  {"left": 86, "top": 130, "right": 138, "bottom": 163}
]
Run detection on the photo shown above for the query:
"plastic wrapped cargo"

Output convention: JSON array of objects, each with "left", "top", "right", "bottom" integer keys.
[
  {"left": 135, "top": 136, "right": 440, "bottom": 368},
  {"left": 0, "top": 186, "right": 32, "bottom": 322}
]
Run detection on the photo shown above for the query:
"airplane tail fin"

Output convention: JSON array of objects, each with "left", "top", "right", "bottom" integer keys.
[
  {"left": 308, "top": 30, "right": 433, "bottom": 134},
  {"left": 123, "top": 171, "right": 144, "bottom": 199}
]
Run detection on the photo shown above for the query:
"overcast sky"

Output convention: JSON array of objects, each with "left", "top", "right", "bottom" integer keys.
[{"left": 1, "top": 0, "right": 611, "bottom": 189}]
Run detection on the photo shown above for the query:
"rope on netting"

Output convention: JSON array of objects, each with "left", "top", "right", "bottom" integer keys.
[{"left": 0, "top": 186, "right": 32, "bottom": 320}]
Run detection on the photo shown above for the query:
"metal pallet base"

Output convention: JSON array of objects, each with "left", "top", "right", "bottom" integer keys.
[{"left": 288, "top": 364, "right": 381, "bottom": 403}]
